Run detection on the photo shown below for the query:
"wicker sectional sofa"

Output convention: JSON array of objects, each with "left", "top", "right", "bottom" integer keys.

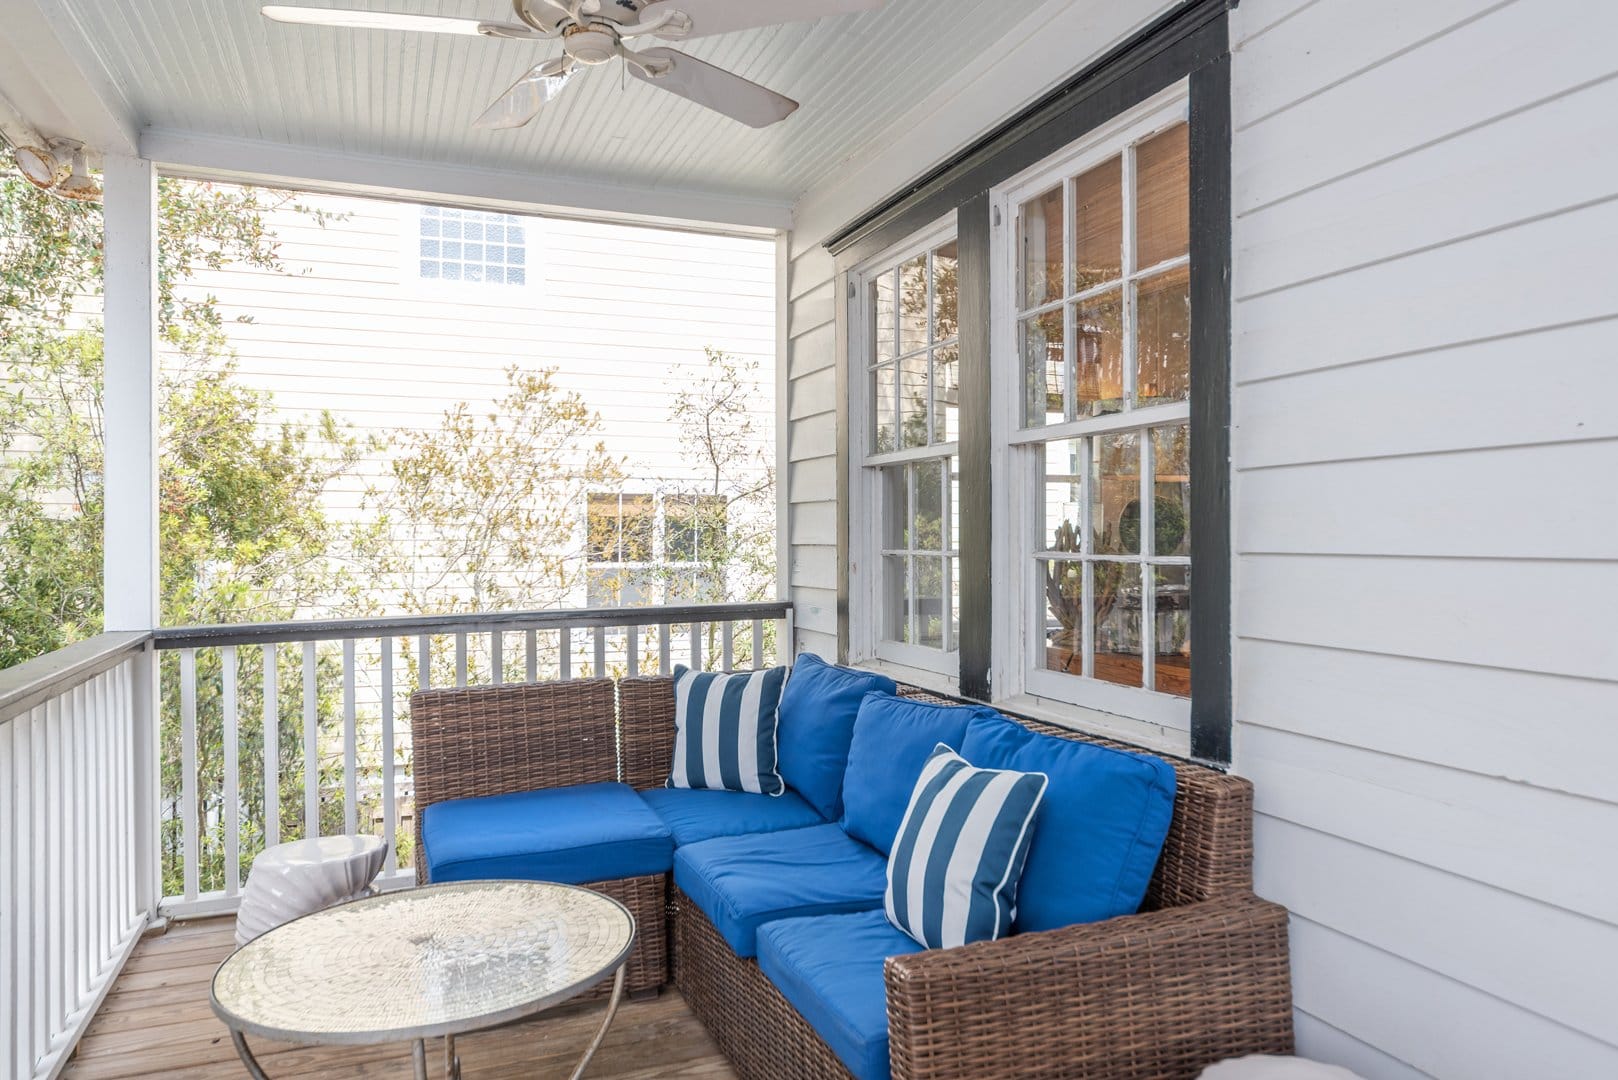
[{"left": 411, "top": 672, "right": 1295, "bottom": 1078}]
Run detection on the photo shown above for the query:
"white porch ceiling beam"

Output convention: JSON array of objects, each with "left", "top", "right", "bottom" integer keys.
[
  {"left": 0, "top": 0, "right": 137, "bottom": 154},
  {"left": 139, "top": 129, "right": 792, "bottom": 235}
]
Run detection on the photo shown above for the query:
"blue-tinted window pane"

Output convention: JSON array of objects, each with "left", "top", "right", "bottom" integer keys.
[
  {"left": 441, "top": 207, "right": 461, "bottom": 219},
  {"left": 423, "top": 206, "right": 441, "bottom": 218},
  {"left": 463, "top": 263, "right": 483, "bottom": 283},
  {"left": 508, "top": 267, "right": 526, "bottom": 286},
  {"left": 485, "top": 245, "right": 505, "bottom": 263},
  {"left": 442, "top": 241, "right": 462, "bottom": 259},
  {"left": 443, "top": 262, "right": 462, "bottom": 281},
  {"left": 462, "top": 221, "right": 483, "bottom": 241},
  {"left": 420, "top": 238, "right": 440, "bottom": 258},
  {"left": 507, "top": 225, "right": 523, "bottom": 243},
  {"left": 441, "top": 220, "right": 461, "bottom": 239},
  {"left": 485, "top": 266, "right": 505, "bottom": 284},
  {"left": 420, "top": 219, "right": 440, "bottom": 238},
  {"left": 507, "top": 246, "right": 525, "bottom": 267},
  {"left": 420, "top": 259, "right": 440, "bottom": 279},
  {"left": 464, "top": 243, "right": 483, "bottom": 261}
]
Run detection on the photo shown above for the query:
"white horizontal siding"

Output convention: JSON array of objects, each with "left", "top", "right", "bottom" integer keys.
[{"left": 1231, "top": 1, "right": 1618, "bottom": 1076}]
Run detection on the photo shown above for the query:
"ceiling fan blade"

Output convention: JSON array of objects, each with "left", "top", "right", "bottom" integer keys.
[
  {"left": 648, "top": 0, "right": 888, "bottom": 39},
  {"left": 260, "top": 5, "right": 513, "bottom": 36},
  {"left": 473, "top": 59, "right": 575, "bottom": 130},
  {"left": 627, "top": 47, "right": 797, "bottom": 128}
]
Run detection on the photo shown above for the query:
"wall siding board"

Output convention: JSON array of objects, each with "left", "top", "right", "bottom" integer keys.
[{"left": 1230, "top": 0, "right": 1618, "bottom": 1072}]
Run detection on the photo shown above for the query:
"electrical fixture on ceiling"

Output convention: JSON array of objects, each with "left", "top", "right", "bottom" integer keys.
[
  {"left": 10, "top": 138, "right": 100, "bottom": 201},
  {"left": 261, "top": 0, "right": 889, "bottom": 129}
]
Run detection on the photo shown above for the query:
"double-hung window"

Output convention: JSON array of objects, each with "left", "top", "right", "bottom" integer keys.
[
  {"left": 850, "top": 224, "right": 961, "bottom": 680},
  {"left": 996, "top": 87, "right": 1193, "bottom": 731}
]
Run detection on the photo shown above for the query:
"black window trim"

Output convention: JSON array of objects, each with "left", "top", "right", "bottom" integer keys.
[{"left": 830, "top": 0, "right": 1234, "bottom": 766}]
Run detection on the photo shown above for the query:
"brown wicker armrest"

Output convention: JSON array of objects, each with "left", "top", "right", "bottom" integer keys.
[
  {"left": 409, "top": 679, "right": 619, "bottom": 884},
  {"left": 884, "top": 893, "right": 1294, "bottom": 1080}
]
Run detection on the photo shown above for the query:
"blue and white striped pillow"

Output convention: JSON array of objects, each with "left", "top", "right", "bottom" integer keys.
[
  {"left": 667, "top": 665, "right": 788, "bottom": 796},
  {"left": 884, "top": 744, "right": 1048, "bottom": 949}
]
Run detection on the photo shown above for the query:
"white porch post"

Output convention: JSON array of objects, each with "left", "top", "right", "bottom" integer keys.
[{"left": 101, "top": 153, "right": 163, "bottom": 918}]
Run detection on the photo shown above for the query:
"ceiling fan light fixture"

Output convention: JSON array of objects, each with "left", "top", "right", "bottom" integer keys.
[{"left": 562, "top": 24, "right": 619, "bottom": 65}]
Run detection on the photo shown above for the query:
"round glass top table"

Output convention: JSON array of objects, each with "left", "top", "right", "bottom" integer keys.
[{"left": 211, "top": 880, "right": 636, "bottom": 1080}]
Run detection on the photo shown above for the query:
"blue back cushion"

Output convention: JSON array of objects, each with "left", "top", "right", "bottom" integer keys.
[
  {"left": 667, "top": 664, "right": 788, "bottom": 795},
  {"left": 777, "top": 654, "right": 897, "bottom": 819},
  {"left": 838, "top": 692, "right": 991, "bottom": 855},
  {"left": 884, "top": 744, "right": 1047, "bottom": 949},
  {"left": 961, "top": 714, "right": 1177, "bottom": 930}
]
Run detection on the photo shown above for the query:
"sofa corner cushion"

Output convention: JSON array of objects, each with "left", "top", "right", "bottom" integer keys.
[
  {"left": 777, "top": 654, "right": 897, "bottom": 820},
  {"left": 839, "top": 692, "right": 998, "bottom": 855},
  {"left": 673, "top": 823, "right": 887, "bottom": 957},
  {"left": 421, "top": 781, "right": 673, "bottom": 885},
  {"left": 637, "top": 786, "right": 825, "bottom": 846},
  {"left": 757, "top": 910, "right": 924, "bottom": 1080},
  {"left": 960, "top": 713, "right": 1177, "bottom": 930},
  {"left": 668, "top": 664, "right": 789, "bottom": 795}
]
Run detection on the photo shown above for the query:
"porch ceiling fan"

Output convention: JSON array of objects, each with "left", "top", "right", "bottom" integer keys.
[{"left": 261, "top": 0, "right": 889, "bottom": 130}]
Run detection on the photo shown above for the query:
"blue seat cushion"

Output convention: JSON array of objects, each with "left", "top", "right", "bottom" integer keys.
[
  {"left": 839, "top": 692, "right": 999, "bottom": 855},
  {"left": 757, "top": 911, "right": 924, "bottom": 1080},
  {"left": 638, "top": 786, "right": 825, "bottom": 847},
  {"left": 961, "top": 714, "right": 1177, "bottom": 931},
  {"left": 674, "top": 823, "right": 887, "bottom": 957},
  {"left": 422, "top": 781, "right": 673, "bottom": 885},
  {"left": 776, "top": 653, "right": 896, "bottom": 820}
]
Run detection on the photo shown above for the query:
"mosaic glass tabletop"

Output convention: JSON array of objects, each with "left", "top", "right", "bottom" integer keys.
[{"left": 211, "top": 880, "right": 636, "bottom": 1044}]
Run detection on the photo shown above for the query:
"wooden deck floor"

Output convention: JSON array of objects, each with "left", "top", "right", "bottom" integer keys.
[{"left": 63, "top": 918, "right": 737, "bottom": 1079}]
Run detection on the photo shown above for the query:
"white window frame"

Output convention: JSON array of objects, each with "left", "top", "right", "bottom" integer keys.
[
  {"left": 585, "top": 491, "right": 726, "bottom": 607},
  {"left": 847, "top": 217, "right": 961, "bottom": 684},
  {"left": 400, "top": 203, "right": 539, "bottom": 297},
  {"left": 990, "top": 82, "right": 1193, "bottom": 735}
]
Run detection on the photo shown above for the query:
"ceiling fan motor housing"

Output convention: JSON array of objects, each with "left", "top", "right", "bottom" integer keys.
[{"left": 563, "top": 23, "right": 620, "bottom": 65}]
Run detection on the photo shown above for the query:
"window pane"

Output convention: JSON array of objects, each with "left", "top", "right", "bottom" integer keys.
[
  {"left": 873, "top": 362, "right": 897, "bottom": 452},
  {"left": 884, "top": 556, "right": 911, "bottom": 642},
  {"left": 914, "top": 459, "right": 946, "bottom": 553},
  {"left": 899, "top": 254, "right": 928, "bottom": 354},
  {"left": 1091, "top": 432, "right": 1140, "bottom": 555},
  {"left": 880, "top": 466, "right": 907, "bottom": 549},
  {"left": 1074, "top": 290, "right": 1123, "bottom": 417},
  {"left": 1073, "top": 156, "right": 1123, "bottom": 291},
  {"left": 933, "top": 241, "right": 958, "bottom": 341},
  {"left": 1019, "top": 186, "right": 1064, "bottom": 310},
  {"left": 1040, "top": 439, "right": 1083, "bottom": 553},
  {"left": 899, "top": 352, "right": 929, "bottom": 449},
  {"left": 1152, "top": 424, "right": 1191, "bottom": 557},
  {"left": 1039, "top": 557, "right": 1084, "bottom": 675},
  {"left": 1135, "top": 123, "right": 1190, "bottom": 268},
  {"left": 931, "top": 346, "right": 959, "bottom": 444},
  {"left": 916, "top": 556, "right": 945, "bottom": 648},
  {"left": 620, "top": 494, "right": 654, "bottom": 562},
  {"left": 1020, "top": 310, "right": 1064, "bottom": 428},
  {"left": 1093, "top": 562, "right": 1143, "bottom": 687},
  {"left": 1153, "top": 565, "right": 1191, "bottom": 697},
  {"left": 1136, "top": 265, "right": 1190, "bottom": 406},
  {"left": 873, "top": 273, "right": 897, "bottom": 361},
  {"left": 586, "top": 493, "right": 619, "bottom": 561}
]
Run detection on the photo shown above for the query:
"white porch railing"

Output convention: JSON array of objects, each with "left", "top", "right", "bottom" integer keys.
[
  {"left": 151, "top": 601, "right": 792, "bottom": 919},
  {"left": 1, "top": 632, "right": 158, "bottom": 1080}
]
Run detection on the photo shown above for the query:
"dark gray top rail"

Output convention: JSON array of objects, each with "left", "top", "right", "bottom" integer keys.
[
  {"left": 0, "top": 631, "right": 153, "bottom": 723},
  {"left": 153, "top": 601, "right": 793, "bottom": 650}
]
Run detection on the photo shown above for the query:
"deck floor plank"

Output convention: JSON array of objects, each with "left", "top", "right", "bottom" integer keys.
[{"left": 63, "top": 919, "right": 737, "bottom": 1080}]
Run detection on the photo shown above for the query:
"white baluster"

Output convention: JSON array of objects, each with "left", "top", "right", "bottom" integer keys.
[{"left": 223, "top": 646, "right": 240, "bottom": 897}]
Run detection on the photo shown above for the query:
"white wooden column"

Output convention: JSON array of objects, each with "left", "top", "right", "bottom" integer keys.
[{"left": 100, "top": 153, "right": 163, "bottom": 919}]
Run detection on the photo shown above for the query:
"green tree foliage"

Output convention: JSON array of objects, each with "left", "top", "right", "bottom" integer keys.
[{"left": 0, "top": 152, "right": 359, "bottom": 895}]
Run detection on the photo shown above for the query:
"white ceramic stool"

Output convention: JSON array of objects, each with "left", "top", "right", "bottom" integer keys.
[
  {"left": 234, "top": 834, "right": 388, "bottom": 946},
  {"left": 1201, "top": 1057, "right": 1365, "bottom": 1080}
]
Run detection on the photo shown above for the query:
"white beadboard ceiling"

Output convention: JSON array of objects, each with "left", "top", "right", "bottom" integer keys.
[{"left": 46, "top": 0, "right": 1051, "bottom": 210}]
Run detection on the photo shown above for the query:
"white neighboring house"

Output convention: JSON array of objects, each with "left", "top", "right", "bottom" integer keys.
[{"left": 172, "top": 191, "right": 778, "bottom": 613}]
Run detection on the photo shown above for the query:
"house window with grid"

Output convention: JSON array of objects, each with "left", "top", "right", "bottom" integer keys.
[
  {"left": 1000, "top": 91, "right": 1192, "bottom": 729},
  {"left": 417, "top": 206, "right": 528, "bottom": 285},
  {"left": 851, "top": 226, "right": 960, "bottom": 680},
  {"left": 586, "top": 492, "right": 726, "bottom": 606}
]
